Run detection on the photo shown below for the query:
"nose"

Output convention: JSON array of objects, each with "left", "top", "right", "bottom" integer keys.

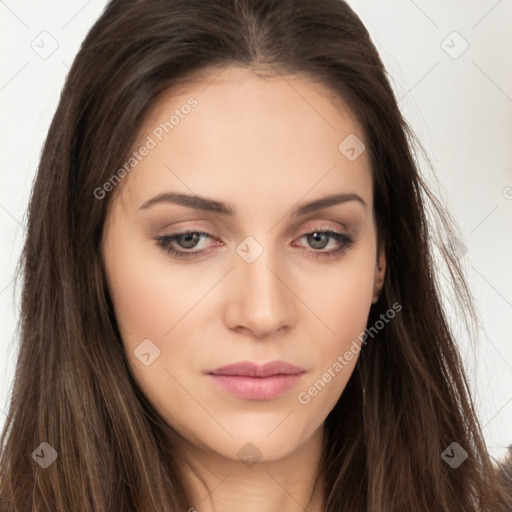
[{"left": 224, "top": 246, "right": 295, "bottom": 339}]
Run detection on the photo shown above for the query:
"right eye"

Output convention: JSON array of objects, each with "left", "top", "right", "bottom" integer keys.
[{"left": 153, "top": 230, "right": 219, "bottom": 259}]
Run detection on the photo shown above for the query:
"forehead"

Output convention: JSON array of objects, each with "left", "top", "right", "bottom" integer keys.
[{"left": 116, "top": 66, "right": 372, "bottom": 216}]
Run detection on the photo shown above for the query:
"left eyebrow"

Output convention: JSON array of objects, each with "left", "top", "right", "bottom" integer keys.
[
  {"left": 292, "top": 192, "right": 367, "bottom": 215},
  {"left": 138, "top": 191, "right": 367, "bottom": 216}
]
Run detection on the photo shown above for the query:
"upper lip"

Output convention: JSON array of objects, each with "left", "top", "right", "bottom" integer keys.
[{"left": 207, "top": 360, "right": 306, "bottom": 377}]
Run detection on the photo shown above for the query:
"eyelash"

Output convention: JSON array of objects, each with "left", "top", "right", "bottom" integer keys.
[{"left": 153, "top": 228, "right": 356, "bottom": 261}]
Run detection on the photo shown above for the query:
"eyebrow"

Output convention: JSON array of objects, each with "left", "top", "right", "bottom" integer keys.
[{"left": 139, "top": 191, "right": 367, "bottom": 216}]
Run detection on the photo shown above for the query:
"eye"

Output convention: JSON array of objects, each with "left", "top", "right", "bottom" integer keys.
[
  {"left": 293, "top": 229, "right": 356, "bottom": 260},
  {"left": 153, "top": 231, "right": 216, "bottom": 260},
  {"left": 153, "top": 228, "right": 356, "bottom": 260}
]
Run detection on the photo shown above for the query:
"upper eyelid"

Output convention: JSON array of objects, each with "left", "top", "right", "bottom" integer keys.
[
  {"left": 163, "top": 218, "right": 350, "bottom": 236},
  {"left": 164, "top": 225, "right": 347, "bottom": 238}
]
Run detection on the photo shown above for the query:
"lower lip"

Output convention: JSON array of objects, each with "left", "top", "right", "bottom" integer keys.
[{"left": 207, "top": 373, "right": 305, "bottom": 400}]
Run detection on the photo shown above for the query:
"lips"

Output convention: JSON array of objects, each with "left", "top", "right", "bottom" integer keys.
[
  {"left": 207, "top": 360, "right": 306, "bottom": 377},
  {"left": 205, "top": 360, "right": 306, "bottom": 400}
]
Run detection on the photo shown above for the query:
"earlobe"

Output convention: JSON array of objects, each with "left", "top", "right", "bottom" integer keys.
[{"left": 372, "top": 250, "right": 386, "bottom": 304}]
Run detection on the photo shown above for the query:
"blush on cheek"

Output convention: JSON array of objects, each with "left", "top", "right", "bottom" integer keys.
[{"left": 110, "top": 275, "right": 176, "bottom": 347}]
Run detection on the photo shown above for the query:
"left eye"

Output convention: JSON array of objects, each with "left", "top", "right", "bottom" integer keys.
[{"left": 153, "top": 229, "right": 355, "bottom": 260}]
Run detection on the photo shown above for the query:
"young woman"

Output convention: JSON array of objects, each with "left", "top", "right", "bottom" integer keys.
[{"left": 1, "top": 0, "right": 511, "bottom": 510}]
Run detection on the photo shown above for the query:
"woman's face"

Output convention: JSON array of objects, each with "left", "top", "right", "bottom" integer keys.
[{"left": 102, "top": 66, "right": 385, "bottom": 463}]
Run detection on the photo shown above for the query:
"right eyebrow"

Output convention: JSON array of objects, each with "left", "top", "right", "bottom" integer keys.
[{"left": 139, "top": 192, "right": 234, "bottom": 215}]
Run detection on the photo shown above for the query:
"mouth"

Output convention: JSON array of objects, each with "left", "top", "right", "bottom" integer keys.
[{"left": 205, "top": 360, "right": 306, "bottom": 400}]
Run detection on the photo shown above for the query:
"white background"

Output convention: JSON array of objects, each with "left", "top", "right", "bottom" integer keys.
[{"left": 1, "top": 0, "right": 511, "bottom": 461}]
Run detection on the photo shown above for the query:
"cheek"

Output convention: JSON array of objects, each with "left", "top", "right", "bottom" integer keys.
[
  {"left": 102, "top": 229, "right": 206, "bottom": 424},
  {"left": 103, "top": 228, "right": 204, "bottom": 349},
  {"left": 296, "top": 253, "right": 375, "bottom": 408},
  {"left": 313, "top": 254, "right": 375, "bottom": 347}
]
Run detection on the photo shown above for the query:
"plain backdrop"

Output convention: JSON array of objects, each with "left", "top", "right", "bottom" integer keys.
[{"left": 1, "top": 0, "right": 511, "bottom": 461}]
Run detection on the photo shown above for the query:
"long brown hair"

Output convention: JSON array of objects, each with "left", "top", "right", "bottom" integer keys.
[{"left": 1, "top": 0, "right": 511, "bottom": 510}]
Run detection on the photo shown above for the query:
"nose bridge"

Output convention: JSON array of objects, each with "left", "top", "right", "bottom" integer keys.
[{"left": 227, "top": 234, "right": 294, "bottom": 336}]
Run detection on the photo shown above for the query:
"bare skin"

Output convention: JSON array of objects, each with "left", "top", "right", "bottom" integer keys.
[{"left": 102, "top": 65, "right": 385, "bottom": 512}]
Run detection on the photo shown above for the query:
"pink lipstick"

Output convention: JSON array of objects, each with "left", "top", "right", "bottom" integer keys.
[{"left": 205, "top": 361, "right": 306, "bottom": 400}]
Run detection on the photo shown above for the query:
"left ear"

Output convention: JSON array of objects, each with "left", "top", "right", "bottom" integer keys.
[{"left": 372, "top": 248, "right": 386, "bottom": 304}]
